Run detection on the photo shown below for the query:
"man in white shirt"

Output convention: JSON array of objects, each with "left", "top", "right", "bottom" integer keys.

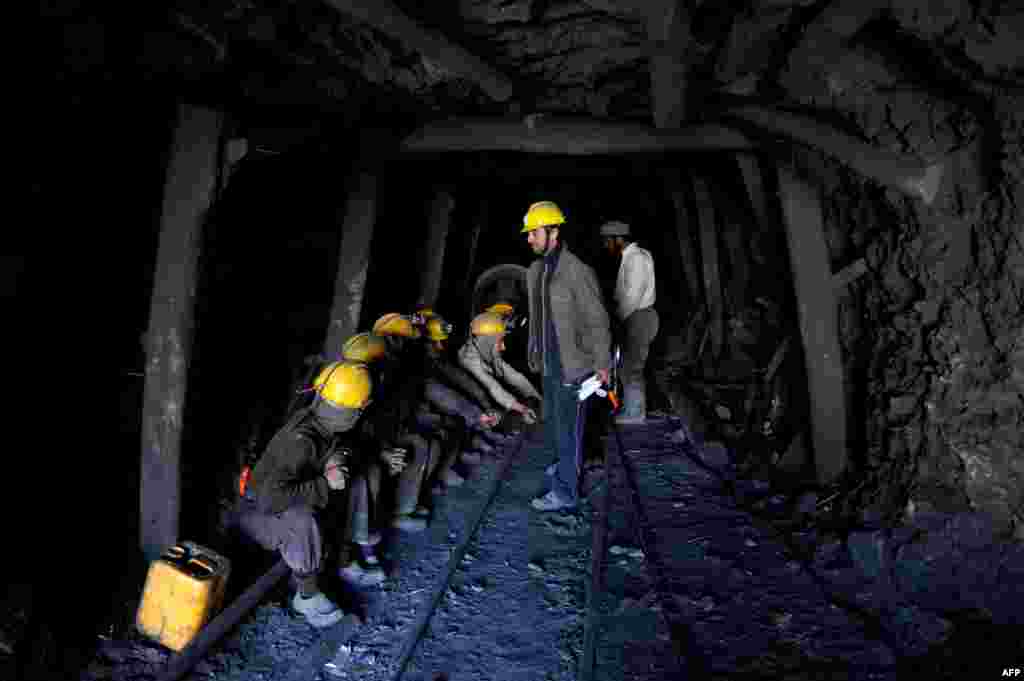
[{"left": 600, "top": 220, "right": 659, "bottom": 424}]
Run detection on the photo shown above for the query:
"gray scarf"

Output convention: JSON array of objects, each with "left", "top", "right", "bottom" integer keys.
[{"left": 312, "top": 399, "right": 362, "bottom": 433}]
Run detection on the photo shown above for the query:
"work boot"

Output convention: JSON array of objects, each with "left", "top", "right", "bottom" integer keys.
[
  {"left": 391, "top": 513, "right": 429, "bottom": 532},
  {"left": 337, "top": 561, "right": 385, "bottom": 586},
  {"left": 337, "top": 544, "right": 385, "bottom": 585},
  {"left": 443, "top": 469, "right": 465, "bottom": 487},
  {"left": 460, "top": 450, "right": 482, "bottom": 465},
  {"left": 530, "top": 490, "right": 576, "bottom": 512},
  {"left": 292, "top": 592, "right": 345, "bottom": 628},
  {"left": 614, "top": 382, "right": 646, "bottom": 425}
]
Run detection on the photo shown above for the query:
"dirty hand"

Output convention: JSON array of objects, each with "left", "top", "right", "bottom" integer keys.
[
  {"left": 479, "top": 411, "right": 500, "bottom": 429},
  {"left": 596, "top": 369, "right": 610, "bottom": 386},
  {"left": 323, "top": 454, "right": 348, "bottom": 491},
  {"left": 383, "top": 447, "right": 408, "bottom": 474},
  {"left": 511, "top": 401, "right": 536, "bottom": 424}
]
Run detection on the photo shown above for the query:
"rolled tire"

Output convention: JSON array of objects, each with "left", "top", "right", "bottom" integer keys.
[{"left": 470, "top": 263, "right": 529, "bottom": 321}]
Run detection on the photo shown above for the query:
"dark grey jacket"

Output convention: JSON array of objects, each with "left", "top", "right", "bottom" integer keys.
[{"left": 527, "top": 244, "right": 612, "bottom": 383}]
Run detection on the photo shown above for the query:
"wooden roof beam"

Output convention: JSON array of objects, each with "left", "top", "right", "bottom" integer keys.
[
  {"left": 401, "top": 115, "right": 754, "bottom": 154},
  {"left": 646, "top": 0, "right": 691, "bottom": 129},
  {"left": 322, "top": 0, "right": 516, "bottom": 102}
]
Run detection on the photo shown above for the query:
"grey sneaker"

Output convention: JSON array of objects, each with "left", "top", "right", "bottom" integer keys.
[
  {"left": 444, "top": 469, "right": 465, "bottom": 487},
  {"left": 531, "top": 490, "right": 576, "bottom": 512},
  {"left": 337, "top": 561, "right": 386, "bottom": 586},
  {"left": 392, "top": 514, "right": 429, "bottom": 532},
  {"left": 292, "top": 592, "right": 345, "bottom": 628},
  {"left": 355, "top": 531, "right": 382, "bottom": 547}
]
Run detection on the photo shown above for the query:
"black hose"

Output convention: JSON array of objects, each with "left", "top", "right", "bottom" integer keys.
[{"left": 156, "top": 559, "right": 290, "bottom": 681}]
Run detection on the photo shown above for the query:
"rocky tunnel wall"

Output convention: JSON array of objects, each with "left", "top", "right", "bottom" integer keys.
[{"left": 773, "top": 6, "right": 1024, "bottom": 535}]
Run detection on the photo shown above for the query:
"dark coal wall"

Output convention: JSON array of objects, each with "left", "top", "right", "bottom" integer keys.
[
  {"left": 776, "top": 27, "right": 1024, "bottom": 533},
  {"left": 180, "top": 152, "right": 349, "bottom": 543}
]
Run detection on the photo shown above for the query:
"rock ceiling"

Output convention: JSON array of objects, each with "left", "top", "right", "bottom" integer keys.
[{"left": 50, "top": 0, "right": 1021, "bottom": 134}]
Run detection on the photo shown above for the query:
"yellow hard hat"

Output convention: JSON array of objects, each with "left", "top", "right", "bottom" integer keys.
[
  {"left": 486, "top": 303, "right": 515, "bottom": 317},
  {"left": 312, "top": 361, "right": 372, "bottom": 409},
  {"left": 425, "top": 315, "right": 453, "bottom": 341},
  {"left": 470, "top": 311, "right": 507, "bottom": 336},
  {"left": 341, "top": 332, "right": 387, "bottom": 363},
  {"left": 373, "top": 313, "right": 421, "bottom": 338},
  {"left": 522, "top": 201, "right": 566, "bottom": 233}
]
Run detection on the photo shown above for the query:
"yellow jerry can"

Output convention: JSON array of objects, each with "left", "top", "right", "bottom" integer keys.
[{"left": 135, "top": 541, "right": 231, "bottom": 652}]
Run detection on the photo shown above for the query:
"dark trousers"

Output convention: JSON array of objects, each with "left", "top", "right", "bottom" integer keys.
[
  {"left": 231, "top": 463, "right": 376, "bottom": 580},
  {"left": 620, "top": 307, "right": 659, "bottom": 418},
  {"left": 621, "top": 307, "right": 660, "bottom": 385},
  {"left": 544, "top": 350, "right": 589, "bottom": 505},
  {"left": 233, "top": 499, "right": 325, "bottom": 578}
]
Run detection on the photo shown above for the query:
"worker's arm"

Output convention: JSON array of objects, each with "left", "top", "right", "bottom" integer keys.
[
  {"left": 459, "top": 344, "right": 520, "bottom": 411},
  {"left": 258, "top": 435, "right": 331, "bottom": 514},
  {"left": 495, "top": 357, "right": 541, "bottom": 402},
  {"left": 577, "top": 263, "right": 613, "bottom": 375},
  {"left": 436, "top": 359, "right": 496, "bottom": 411},
  {"left": 423, "top": 378, "right": 486, "bottom": 428}
]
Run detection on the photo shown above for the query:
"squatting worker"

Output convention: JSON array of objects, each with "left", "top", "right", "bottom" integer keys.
[
  {"left": 233, "top": 361, "right": 373, "bottom": 628},
  {"left": 523, "top": 201, "right": 612, "bottom": 512},
  {"left": 458, "top": 310, "right": 542, "bottom": 430},
  {"left": 600, "top": 220, "right": 658, "bottom": 424}
]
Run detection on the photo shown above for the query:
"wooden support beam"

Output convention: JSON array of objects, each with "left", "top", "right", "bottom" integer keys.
[
  {"left": 735, "top": 153, "right": 769, "bottom": 266},
  {"left": 419, "top": 189, "right": 455, "bottom": 310},
  {"left": 451, "top": 156, "right": 635, "bottom": 180},
  {"left": 717, "top": 201, "right": 751, "bottom": 316},
  {"left": 460, "top": 197, "right": 486, "bottom": 322},
  {"left": 664, "top": 171, "right": 701, "bottom": 304},
  {"left": 141, "top": 102, "right": 223, "bottom": 562},
  {"left": 723, "top": 106, "right": 944, "bottom": 204},
  {"left": 323, "top": 171, "right": 378, "bottom": 361},
  {"left": 401, "top": 116, "right": 753, "bottom": 154},
  {"left": 832, "top": 258, "right": 868, "bottom": 292},
  {"left": 763, "top": 336, "right": 792, "bottom": 385},
  {"left": 776, "top": 166, "right": 848, "bottom": 485},
  {"left": 690, "top": 173, "right": 724, "bottom": 364},
  {"left": 322, "top": 0, "right": 515, "bottom": 102},
  {"left": 646, "top": 0, "right": 691, "bottom": 128}
]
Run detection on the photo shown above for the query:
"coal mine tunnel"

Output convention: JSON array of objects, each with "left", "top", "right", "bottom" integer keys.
[{"left": 14, "top": 2, "right": 1024, "bottom": 680}]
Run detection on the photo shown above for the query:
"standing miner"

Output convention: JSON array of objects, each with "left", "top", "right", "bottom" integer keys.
[
  {"left": 523, "top": 201, "right": 612, "bottom": 512},
  {"left": 600, "top": 220, "right": 658, "bottom": 424}
]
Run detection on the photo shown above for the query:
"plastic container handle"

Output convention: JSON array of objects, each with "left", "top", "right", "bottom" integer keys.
[{"left": 187, "top": 557, "right": 216, "bottom": 578}]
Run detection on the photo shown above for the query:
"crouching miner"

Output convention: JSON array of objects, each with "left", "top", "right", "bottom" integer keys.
[{"left": 231, "top": 361, "right": 373, "bottom": 628}]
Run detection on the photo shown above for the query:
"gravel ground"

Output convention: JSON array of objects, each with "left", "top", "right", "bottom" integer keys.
[{"left": 50, "top": 414, "right": 1023, "bottom": 681}]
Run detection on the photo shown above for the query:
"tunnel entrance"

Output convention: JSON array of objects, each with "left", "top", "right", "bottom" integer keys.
[{"left": 170, "top": 145, "right": 823, "bottom": 554}]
